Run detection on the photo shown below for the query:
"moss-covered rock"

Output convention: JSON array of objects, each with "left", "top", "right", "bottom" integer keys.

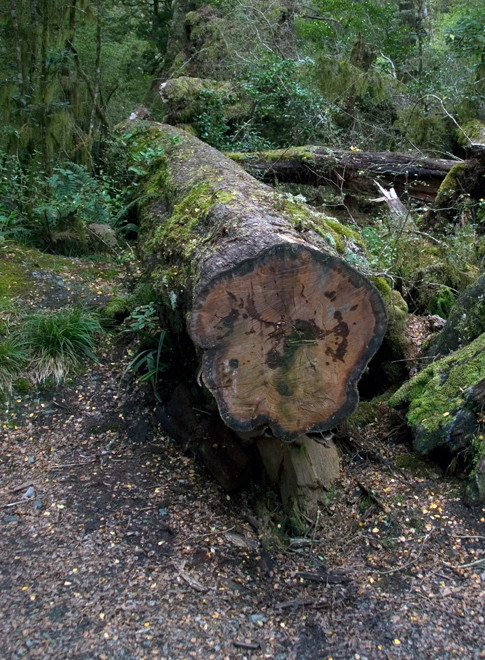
[
  {"left": 426, "top": 273, "right": 485, "bottom": 358},
  {"left": 389, "top": 333, "right": 485, "bottom": 465}
]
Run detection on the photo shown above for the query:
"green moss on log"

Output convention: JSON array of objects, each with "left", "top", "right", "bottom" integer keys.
[
  {"left": 426, "top": 273, "right": 485, "bottom": 358},
  {"left": 389, "top": 333, "right": 485, "bottom": 455},
  {"left": 368, "top": 276, "right": 409, "bottom": 383},
  {"left": 435, "top": 163, "right": 468, "bottom": 202},
  {"left": 119, "top": 121, "right": 358, "bottom": 305}
]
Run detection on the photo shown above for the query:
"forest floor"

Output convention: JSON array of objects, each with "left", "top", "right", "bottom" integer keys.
[{"left": 1, "top": 247, "right": 484, "bottom": 660}]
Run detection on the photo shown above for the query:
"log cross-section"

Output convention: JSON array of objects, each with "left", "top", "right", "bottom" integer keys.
[
  {"left": 191, "top": 243, "right": 385, "bottom": 439},
  {"left": 126, "top": 120, "right": 387, "bottom": 441}
]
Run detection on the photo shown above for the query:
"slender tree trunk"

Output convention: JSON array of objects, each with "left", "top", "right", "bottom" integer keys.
[
  {"left": 10, "top": 0, "right": 25, "bottom": 100},
  {"left": 89, "top": 0, "right": 103, "bottom": 137},
  {"left": 28, "top": 0, "right": 40, "bottom": 96},
  {"left": 40, "top": 0, "right": 49, "bottom": 170},
  {"left": 151, "top": 0, "right": 160, "bottom": 43}
]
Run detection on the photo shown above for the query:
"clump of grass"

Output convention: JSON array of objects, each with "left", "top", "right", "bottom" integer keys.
[
  {"left": 19, "top": 308, "right": 104, "bottom": 384},
  {"left": 0, "top": 336, "right": 28, "bottom": 393}
]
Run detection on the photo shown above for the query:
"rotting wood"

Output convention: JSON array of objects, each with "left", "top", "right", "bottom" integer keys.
[
  {"left": 125, "top": 120, "right": 388, "bottom": 442},
  {"left": 229, "top": 147, "right": 456, "bottom": 202}
]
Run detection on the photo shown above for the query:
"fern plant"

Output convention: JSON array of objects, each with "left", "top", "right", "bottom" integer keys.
[{"left": 121, "top": 303, "right": 170, "bottom": 401}]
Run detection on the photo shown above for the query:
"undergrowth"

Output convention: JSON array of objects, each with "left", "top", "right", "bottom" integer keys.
[{"left": 0, "top": 308, "right": 104, "bottom": 395}]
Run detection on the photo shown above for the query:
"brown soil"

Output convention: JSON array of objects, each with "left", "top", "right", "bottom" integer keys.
[
  {"left": 0, "top": 254, "right": 484, "bottom": 660},
  {"left": 1, "top": 351, "right": 484, "bottom": 660}
]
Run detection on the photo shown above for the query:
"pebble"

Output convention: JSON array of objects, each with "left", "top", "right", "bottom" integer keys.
[
  {"left": 4, "top": 515, "right": 19, "bottom": 523},
  {"left": 34, "top": 500, "right": 43, "bottom": 510},
  {"left": 249, "top": 614, "right": 266, "bottom": 624},
  {"left": 24, "top": 486, "right": 36, "bottom": 499}
]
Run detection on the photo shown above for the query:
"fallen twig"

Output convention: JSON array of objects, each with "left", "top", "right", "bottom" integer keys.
[
  {"left": 357, "top": 480, "right": 392, "bottom": 516},
  {"left": 48, "top": 460, "right": 96, "bottom": 470},
  {"left": 1, "top": 482, "right": 35, "bottom": 495},
  {"left": 173, "top": 562, "right": 210, "bottom": 593},
  {"left": 275, "top": 597, "right": 324, "bottom": 609},
  {"left": 233, "top": 641, "right": 260, "bottom": 650},
  {"left": 295, "top": 570, "right": 350, "bottom": 585},
  {"left": 443, "top": 557, "right": 485, "bottom": 570},
  {"left": 378, "top": 531, "right": 433, "bottom": 575},
  {"left": 0, "top": 500, "right": 25, "bottom": 509}
]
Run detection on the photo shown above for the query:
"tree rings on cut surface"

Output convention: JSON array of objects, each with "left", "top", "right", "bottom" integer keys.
[{"left": 190, "top": 242, "right": 387, "bottom": 440}]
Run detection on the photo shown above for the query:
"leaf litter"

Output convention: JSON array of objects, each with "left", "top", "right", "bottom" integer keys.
[{"left": 0, "top": 267, "right": 484, "bottom": 660}]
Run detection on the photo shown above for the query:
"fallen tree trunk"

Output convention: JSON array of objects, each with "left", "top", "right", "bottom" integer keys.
[
  {"left": 422, "top": 122, "right": 485, "bottom": 228},
  {"left": 123, "top": 121, "right": 387, "bottom": 442},
  {"left": 229, "top": 147, "right": 456, "bottom": 202}
]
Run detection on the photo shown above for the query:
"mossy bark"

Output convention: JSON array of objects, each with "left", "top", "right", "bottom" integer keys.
[
  {"left": 389, "top": 333, "right": 485, "bottom": 502},
  {"left": 426, "top": 273, "right": 485, "bottom": 359},
  {"left": 229, "top": 147, "right": 455, "bottom": 202},
  {"left": 421, "top": 130, "right": 485, "bottom": 228},
  {"left": 122, "top": 120, "right": 387, "bottom": 447},
  {"left": 159, "top": 76, "right": 252, "bottom": 125}
]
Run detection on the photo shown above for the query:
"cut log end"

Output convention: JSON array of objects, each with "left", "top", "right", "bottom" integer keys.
[{"left": 190, "top": 242, "right": 387, "bottom": 440}]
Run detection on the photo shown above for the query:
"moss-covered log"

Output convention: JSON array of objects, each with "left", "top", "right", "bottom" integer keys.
[
  {"left": 159, "top": 76, "right": 252, "bottom": 125},
  {"left": 426, "top": 274, "right": 485, "bottom": 359},
  {"left": 229, "top": 147, "right": 455, "bottom": 202},
  {"left": 389, "top": 334, "right": 485, "bottom": 503},
  {"left": 422, "top": 124, "right": 485, "bottom": 228},
  {"left": 124, "top": 120, "right": 387, "bottom": 441}
]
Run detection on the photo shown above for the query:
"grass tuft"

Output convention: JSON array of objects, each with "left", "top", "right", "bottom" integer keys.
[
  {"left": 18, "top": 308, "right": 104, "bottom": 384},
  {"left": 0, "top": 336, "right": 28, "bottom": 393}
]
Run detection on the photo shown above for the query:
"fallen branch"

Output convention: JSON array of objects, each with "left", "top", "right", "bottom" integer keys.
[
  {"left": 173, "top": 562, "right": 211, "bottom": 593},
  {"left": 47, "top": 460, "right": 96, "bottom": 470},
  {"left": 1, "top": 481, "right": 35, "bottom": 495},
  {"left": 233, "top": 641, "right": 260, "bottom": 650}
]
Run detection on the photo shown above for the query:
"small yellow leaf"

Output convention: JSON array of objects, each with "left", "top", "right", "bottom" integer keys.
[{"left": 394, "top": 639, "right": 401, "bottom": 645}]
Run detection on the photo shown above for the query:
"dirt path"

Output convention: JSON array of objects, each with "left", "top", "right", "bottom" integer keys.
[{"left": 1, "top": 350, "right": 484, "bottom": 660}]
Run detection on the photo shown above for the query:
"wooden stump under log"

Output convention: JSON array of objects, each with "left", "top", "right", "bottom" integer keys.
[{"left": 122, "top": 120, "right": 388, "bottom": 514}]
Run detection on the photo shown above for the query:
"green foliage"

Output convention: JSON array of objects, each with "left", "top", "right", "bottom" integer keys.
[
  {"left": 239, "top": 54, "right": 340, "bottom": 149},
  {"left": 0, "top": 307, "right": 103, "bottom": 394},
  {"left": 0, "top": 336, "right": 28, "bottom": 394},
  {"left": 428, "top": 286, "right": 456, "bottom": 319},
  {"left": 121, "top": 302, "right": 170, "bottom": 401},
  {"left": 19, "top": 308, "right": 104, "bottom": 384},
  {"left": 0, "top": 147, "right": 130, "bottom": 253}
]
